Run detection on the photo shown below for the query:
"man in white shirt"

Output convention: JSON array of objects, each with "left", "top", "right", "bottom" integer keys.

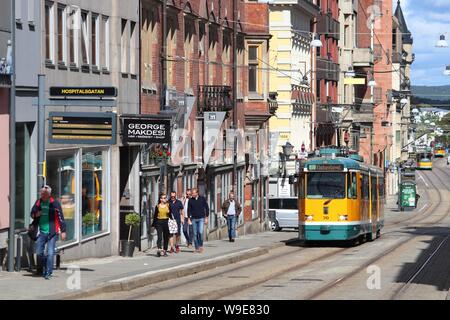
[
  {"left": 221, "top": 191, "right": 242, "bottom": 242},
  {"left": 182, "top": 189, "right": 194, "bottom": 248}
]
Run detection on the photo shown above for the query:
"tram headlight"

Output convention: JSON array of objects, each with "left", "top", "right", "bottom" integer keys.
[
  {"left": 339, "top": 215, "right": 348, "bottom": 221},
  {"left": 306, "top": 215, "right": 314, "bottom": 221}
]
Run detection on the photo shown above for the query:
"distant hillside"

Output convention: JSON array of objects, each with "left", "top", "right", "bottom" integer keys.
[{"left": 411, "top": 85, "right": 450, "bottom": 105}]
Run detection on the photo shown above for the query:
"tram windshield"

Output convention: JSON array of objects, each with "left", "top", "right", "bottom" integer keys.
[{"left": 307, "top": 172, "right": 346, "bottom": 199}]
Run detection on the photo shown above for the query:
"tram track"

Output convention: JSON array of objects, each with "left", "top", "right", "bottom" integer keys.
[
  {"left": 86, "top": 161, "right": 450, "bottom": 301},
  {"left": 303, "top": 162, "right": 450, "bottom": 300}
]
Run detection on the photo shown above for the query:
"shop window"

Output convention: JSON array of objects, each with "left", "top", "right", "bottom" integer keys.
[
  {"left": 82, "top": 151, "right": 106, "bottom": 237},
  {"left": 47, "top": 151, "right": 77, "bottom": 243}
]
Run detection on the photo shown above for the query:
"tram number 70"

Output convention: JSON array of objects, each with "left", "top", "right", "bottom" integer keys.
[{"left": 323, "top": 216, "right": 329, "bottom": 220}]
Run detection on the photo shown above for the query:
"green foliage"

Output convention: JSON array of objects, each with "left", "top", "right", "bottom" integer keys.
[
  {"left": 82, "top": 213, "right": 99, "bottom": 226},
  {"left": 125, "top": 212, "right": 140, "bottom": 242},
  {"left": 125, "top": 212, "right": 141, "bottom": 227}
]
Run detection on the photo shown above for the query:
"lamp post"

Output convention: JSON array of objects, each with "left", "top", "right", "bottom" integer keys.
[{"left": 279, "top": 142, "right": 294, "bottom": 188}]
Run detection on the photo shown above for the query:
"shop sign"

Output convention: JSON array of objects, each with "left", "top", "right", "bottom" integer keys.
[{"left": 123, "top": 118, "right": 171, "bottom": 144}]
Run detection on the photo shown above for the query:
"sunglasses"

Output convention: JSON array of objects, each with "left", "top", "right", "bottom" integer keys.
[{"left": 161, "top": 196, "right": 167, "bottom": 199}]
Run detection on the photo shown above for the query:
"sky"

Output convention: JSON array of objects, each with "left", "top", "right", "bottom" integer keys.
[{"left": 396, "top": 0, "right": 450, "bottom": 86}]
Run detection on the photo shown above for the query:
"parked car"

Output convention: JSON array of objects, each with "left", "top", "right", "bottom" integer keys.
[{"left": 268, "top": 197, "right": 298, "bottom": 231}]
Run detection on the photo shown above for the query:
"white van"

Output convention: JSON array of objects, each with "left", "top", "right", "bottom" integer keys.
[{"left": 268, "top": 197, "right": 298, "bottom": 231}]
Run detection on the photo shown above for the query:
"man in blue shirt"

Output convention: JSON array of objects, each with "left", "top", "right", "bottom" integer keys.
[
  {"left": 169, "top": 191, "right": 184, "bottom": 253},
  {"left": 188, "top": 188, "right": 209, "bottom": 253}
]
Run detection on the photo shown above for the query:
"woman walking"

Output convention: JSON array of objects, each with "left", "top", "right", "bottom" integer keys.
[{"left": 152, "top": 193, "right": 173, "bottom": 257}]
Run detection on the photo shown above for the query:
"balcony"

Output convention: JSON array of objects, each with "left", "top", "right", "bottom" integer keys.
[
  {"left": 353, "top": 48, "right": 374, "bottom": 67},
  {"left": 316, "top": 58, "right": 340, "bottom": 82},
  {"left": 392, "top": 51, "right": 403, "bottom": 64},
  {"left": 268, "top": 92, "right": 279, "bottom": 115},
  {"left": 197, "top": 85, "right": 233, "bottom": 116},
  {"left": 317, "top": 12, "right": 340, "bottom": 41}
]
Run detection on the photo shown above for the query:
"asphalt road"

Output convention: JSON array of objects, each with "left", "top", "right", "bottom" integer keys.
[{"left": 87, "top": 158, "right": 450, "bottom": 300}]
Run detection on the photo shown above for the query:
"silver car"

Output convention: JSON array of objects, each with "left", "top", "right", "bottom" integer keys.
[{"left": 268, "top": 197, "right": 298, "bottom": 231}]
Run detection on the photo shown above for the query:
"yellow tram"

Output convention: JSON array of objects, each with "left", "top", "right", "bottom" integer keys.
[
  {"left": 434, "top": 145, "right": 446, "bottom": 158},
  {"left": 298, "top": 148, "right": 384, "bottom": 242},
  {"left": 417, "top": 157, "right": 433, "bottom": 170}
]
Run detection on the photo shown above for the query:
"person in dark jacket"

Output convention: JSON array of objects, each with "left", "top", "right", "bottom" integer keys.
[
  {"left": 152, "top": 193, "right": 174, "bottom": 257},
  {"left": 187, "top": 188, "right": 209, "bottom": 253},
  {"left": 30, "top": 185, "right": 66, "bottom": 279},
  {"left": 221, "top": 191, "right": 242, "bottom": 242}
]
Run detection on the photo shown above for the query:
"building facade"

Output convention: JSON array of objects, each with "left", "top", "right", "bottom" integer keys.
[
  {"left": 139, "top": 0, "right": 273, "bottom": 243},
  {"left": 268, "top": 0, "right": 319, "bottom": 197}
]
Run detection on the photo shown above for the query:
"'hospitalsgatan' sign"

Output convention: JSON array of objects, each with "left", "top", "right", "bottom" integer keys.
[
  {"left": 123, "top": 118, "right": 171, "bottom": 144},
  {"left": 49, "top": 112, "right": 117, "bottom": 145},
  {"left": 49, "top": 87, "right": 117, "bottom": 97}
]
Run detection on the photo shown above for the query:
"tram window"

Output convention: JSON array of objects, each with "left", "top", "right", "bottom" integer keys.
[
  {"left": 307, "top": 172, "right": 346, "bottom": 199},
  {"left": 362, "top": 175, "right": 369, "bottom": 200},
  {"left": 347, "top": 173, "right": 357, "bottom": 199},
  {"left": 379, "top": 178, "right": 385, "bottom": 198}
]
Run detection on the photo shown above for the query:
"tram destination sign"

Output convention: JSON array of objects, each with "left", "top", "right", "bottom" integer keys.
[
  {"left": 49, "top": 87, "right": 117, "bottom": 97},
  {"left": 123, "top": 118, "right": 171, "bottom": 144},
  {"left": 307, "top": 164, "right": 344, "bottom": 171},
  {"left": 49, "top": 112, "right": 117, "bottom": 145}
]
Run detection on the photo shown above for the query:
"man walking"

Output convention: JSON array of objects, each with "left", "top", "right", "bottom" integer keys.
[
  {"left": 169, "top": 191, "right": 184, "bottom": 253},
  {"left": 182, "top": 189, "right": 194, "bottom": 248},
  {"left": 188, "top": 188, "right": 209, "bottom": 253},
  {"left": 30, "top": 185, "right": 66, "bottom": 279},
  {"left": 222, "top": 191, "right": 242, "bottom": 242}
]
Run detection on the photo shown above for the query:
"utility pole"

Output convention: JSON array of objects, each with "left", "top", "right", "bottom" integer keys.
[
  {"left": 7, "top": 0, "right": 16, "bottom": 272},
  {"left": 37, "top": 75, "right": 46, "bottom": 192}
]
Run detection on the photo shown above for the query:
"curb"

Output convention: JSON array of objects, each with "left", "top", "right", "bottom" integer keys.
[{"left": 59, "top": 237, "right": 300, "bottom": 300}]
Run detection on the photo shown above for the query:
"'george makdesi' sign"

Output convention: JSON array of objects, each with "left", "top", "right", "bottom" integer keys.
[{"left": 123, "top": 118, "right": 171, "bottom": 144}]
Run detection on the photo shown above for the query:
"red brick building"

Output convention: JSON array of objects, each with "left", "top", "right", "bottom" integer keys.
[
  {"left": 315, "top": 0, "right": 340, "bottom": 147},
  {"left": 139, "top": 0, "right": 275, "bottom": 241}
]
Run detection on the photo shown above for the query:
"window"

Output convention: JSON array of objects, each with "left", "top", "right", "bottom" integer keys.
[
  {"left": 248, "top": 45, "right": 261, "bottom": 94},
  {"left": 251, "top": 182, "right": 258, "bottom": 219},
  {"left": 396, "top": 130, "right": 401, "bottom": 143},
  {"left": 57, "top": 5, "right": 67, "bottom": 64},
  {"left": 167, "top": 15, "right": 177, "bottom": 86},
  {"left": 184, "top": 17, "right": 195, "bottom": 91},
  {"left": 208, "top": 24, "right": 218, "bottom": 85},
  {"left": 371, "top": 176, "right": 378, "bottom": 213},
  {"left": 121, "top": 19, "right": 128, "bottom": 73},
  {"left": 16, "top": 0, "right": 22, "bottom": 23},
  {"left": 100, "top": 15, "right": 110, "bottom": 71},
  {"left": 47, "top": 151, "right": 77, "bottom": 243},
  {"left": 130, "top": 21, "right": 137, "bottom": 75},
  {"left": 45, "top": 1, "right": 55, "bottom": 63},
  {"left": 222, "top": 30, "right": 232, "bottom": 84},
  {"left": 362, "top": 174, "right": 369, "bottom": 200},
  {"left": 347, "top": 172, "right": 357, "bottom": 199},
  {"left": 82, "top": 151, "right": 107, "bottom": 237},
  {"left": 68, "top": 6, "right": 78, "bottom": 66},
  {"left": 28, "top": 0, "right": 36, "bottom": 25},
  {"left": 307, "top": 172, "right": 346, "bottom": 199},
  {"left": 91, "top": 13, "right": 100, "bottom": 68},
  {"left": 281, "top": 199, "right": 297, "bottom": 210},
  {"left": 80, "top": 11, "right": 89, "bottom": 66}
]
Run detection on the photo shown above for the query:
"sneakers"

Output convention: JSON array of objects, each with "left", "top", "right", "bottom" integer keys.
[
  {"left": 44, "top": 272, "right": 53, "bottom": 280},
  {"left": 156, "top": 250, "right": 161, "bottom": 257},
  {"left": 163, "top": 250, "right": 168, "bottom": 257},
  {"left": 231, "top": 239, "right": 235, "bottom": 242},
  {"left": 175, "top": 245, "right": 180, "bottom": 253},
  {"left": 198, "top": 247, "right": 204, "bottom": 253},
  {"left": 169, "top": 247, "right": 175, "bottom": 254}
]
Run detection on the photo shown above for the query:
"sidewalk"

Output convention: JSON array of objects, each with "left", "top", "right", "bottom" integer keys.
[{"left": 0, "top": 231, "right": 298, "bottom": 300}]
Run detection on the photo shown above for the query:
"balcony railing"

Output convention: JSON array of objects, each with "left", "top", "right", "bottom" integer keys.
[
  {"left": 268, "top": 92, "right": 279, "bottom": 115},
  {"left": 353, "top": 48, "right": 374, "bottom": 67},
  {"left": 197, "top": 85, "right": 233, "bottom": 116},
  {"left": 317, "top": 12, "right": 340, "bottom": 41}
]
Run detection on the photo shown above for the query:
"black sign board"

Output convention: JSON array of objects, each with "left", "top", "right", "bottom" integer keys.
[
  {"left": 49, "top": 112, "right": 117, "bottom": 145},
  {"left": 307, "top": 164, "right": 344, "bottom": 171},
  {"left": 123, "top": 118, "right": 171, "bottom": 144},
  {"left": 50, "top": 87, "right": 117, "bottom": 97}
]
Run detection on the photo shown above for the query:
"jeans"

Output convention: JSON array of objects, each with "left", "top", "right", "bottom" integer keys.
[
  {"left": 155, "top": 220, "right": 170, "bottom": 251},
  {"left": 182, "top": 221, "right": 194, "bottom": 245},
  {"left": 35, "top": 233, "right": 58, "bottom": 275},
  {"left": 227, "top": 215, "right": 237, "bottom": 239},
  {"left": 192, "top": 218, "right": 205, "bottom": 250}
]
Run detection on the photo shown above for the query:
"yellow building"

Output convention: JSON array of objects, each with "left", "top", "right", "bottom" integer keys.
[{"left": 268, "top": 1, "right": 319, "bottom": 178}]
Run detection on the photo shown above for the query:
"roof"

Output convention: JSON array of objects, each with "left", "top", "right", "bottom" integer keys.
[{"left": 394, "top": 0, "right": 413, "bottom": 44}]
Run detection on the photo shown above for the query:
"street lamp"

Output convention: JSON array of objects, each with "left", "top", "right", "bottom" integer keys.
[
  {"left": 310, "top": 34, "right": 323, "bottom": 48},
  {"left": 282, "top": 141, "right": 294, "bottom": 157},
  {"left": 279, "top": 142, "right": 295, "bottom": 186},
  {"left": 345, "top": 66, "right": 356, "bottom": 78},
  {"left": 436, "top": 34, "right": 449, "bottom": 48}
]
